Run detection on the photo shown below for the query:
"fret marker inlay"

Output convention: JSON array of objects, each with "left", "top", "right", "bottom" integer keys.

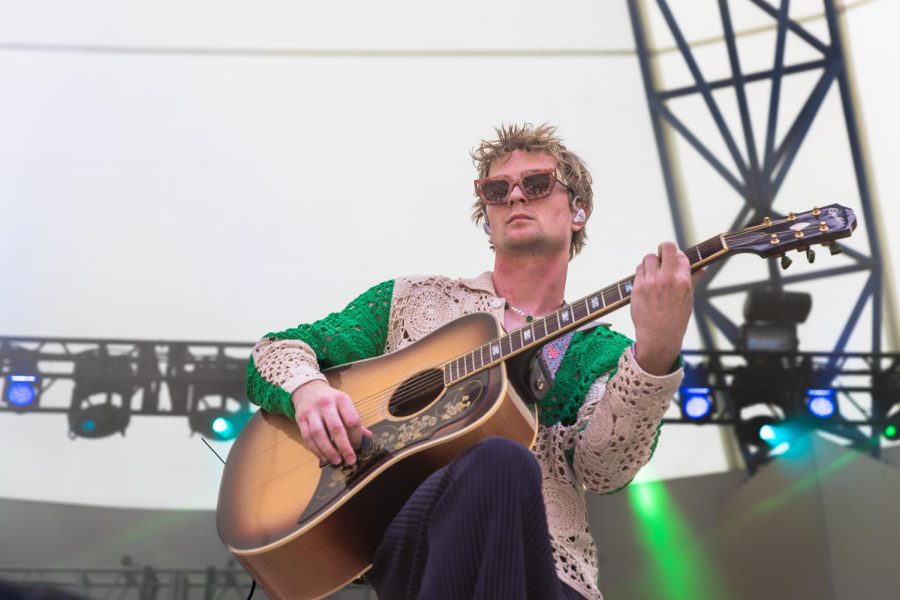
[
  {"left": 491, "top": 344, "right": 500, "bottom": 357},
  {"left": 590, "top": 296, "right": 600, "bottom": 309}
]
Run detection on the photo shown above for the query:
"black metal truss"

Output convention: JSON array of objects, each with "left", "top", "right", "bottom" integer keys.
[
  {"left": 627, "top": 0, "right": 888, "bottom": 366},
  {"left": 3, "top": 335, "right": 897, "bottom": 478},
  {"left": 668, "top": 349, "right": 900, "bottom": 474},
  {"left": 0, "top": 336, "right": 252, "bottom": 421}
]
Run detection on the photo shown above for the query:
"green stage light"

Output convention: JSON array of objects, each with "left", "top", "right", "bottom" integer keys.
[{"left": 884, "top": 415, "right": 900, "bottom": 441}]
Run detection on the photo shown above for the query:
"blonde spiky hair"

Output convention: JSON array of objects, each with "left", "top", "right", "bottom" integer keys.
[{"left": 470, "top": 123, "right": 594, "bottom": 259}]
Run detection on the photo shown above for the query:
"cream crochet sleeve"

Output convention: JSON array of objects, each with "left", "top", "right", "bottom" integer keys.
[{"left": 571, "top": 349, "right": 681, "bottom": 493}]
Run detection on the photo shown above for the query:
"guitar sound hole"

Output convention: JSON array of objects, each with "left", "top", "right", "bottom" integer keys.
[{"left": 389, "top": 369, "right": 445, "bottom": 417}]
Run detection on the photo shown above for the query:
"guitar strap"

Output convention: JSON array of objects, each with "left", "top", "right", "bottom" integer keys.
[{"left": 507, "top": 322, "right": 610, "bottom": 408}]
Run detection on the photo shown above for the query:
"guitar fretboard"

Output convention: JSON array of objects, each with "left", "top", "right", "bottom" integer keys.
[{"left": 442, "top": 234, "right": 728, "bottom": 385}]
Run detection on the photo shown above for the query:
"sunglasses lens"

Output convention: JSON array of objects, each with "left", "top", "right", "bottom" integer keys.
[
  {"left": 522, "top": 173, "right": 553, "bottom": 197},
  {"left": 481, "top": 180, "right": 510, "bottom": 203}
]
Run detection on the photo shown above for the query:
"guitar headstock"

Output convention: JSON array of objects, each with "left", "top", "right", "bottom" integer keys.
[{"left": 725, "top": 204, "right": 856, "bottom": 261}]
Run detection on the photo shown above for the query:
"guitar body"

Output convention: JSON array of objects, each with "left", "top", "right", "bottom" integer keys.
[{"left": 217, "top": 312, "right": 539, "bottom": 599}]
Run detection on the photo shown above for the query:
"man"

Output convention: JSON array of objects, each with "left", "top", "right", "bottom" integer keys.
[{"left": 246, "top": 123, "right": 695, "bottom": 599}]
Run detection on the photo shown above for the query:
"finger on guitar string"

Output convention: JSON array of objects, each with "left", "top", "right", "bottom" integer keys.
[
  {"left": 630, "top": 240, "right": 695, "bottom": 376},
  {"left": 322, "top": 403, "right": 359, "bottom": 466},
  {"left": 642, "top": 252, "right": 660, "bottom": 281},
  {"left": 336, "top": 395, "right": 373, "bottom": 452},
  {"left": 296, "top": 419, "right": 320, "bottom": 460},
  {"left": 308, "top": 410, "right": 344, "bottom": 465},
  {"left": 657, "top": 241, "right": 680, "bottom": 276}
]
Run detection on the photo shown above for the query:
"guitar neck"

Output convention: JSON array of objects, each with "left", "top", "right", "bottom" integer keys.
[
  {"left": 441, "top": 203, "right": 857, "bottom": 385},
  {"left": 442, "top": 234, "right": 729, "bottom": 385}
]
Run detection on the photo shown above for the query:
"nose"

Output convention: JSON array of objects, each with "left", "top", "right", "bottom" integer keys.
[{"left": 506, "top": 183, "right": 529, "bottom": 206}]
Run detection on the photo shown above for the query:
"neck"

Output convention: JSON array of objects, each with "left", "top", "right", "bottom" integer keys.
[{"left": 492, "top": 250, "right": 569, "bottom": 318}]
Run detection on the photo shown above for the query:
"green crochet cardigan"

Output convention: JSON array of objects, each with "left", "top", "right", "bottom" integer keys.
[{"left": 246, "top": 279, "right": 633, "bottom": 427}]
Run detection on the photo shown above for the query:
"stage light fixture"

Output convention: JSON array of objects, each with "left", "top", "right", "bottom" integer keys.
[
  {"left": 679, "top": 386, "right": 713, "bottom": 421},
  {"left": 737, "top": 414, "right": 802, "bottom": 456},
  {"left": 186, "top": 355, "right": 251, "bottom": 441},
  {"left": 1, "top": 347, "right": 42, "bottom": 410},
  {"left": 69, "top": 402, "right": 131, "bottom": 439},
  {"left": 885, "top": 423, "right": 899, "bottom": 441},
  {"left": 738, "top": 415, "right": 781, "bottom": 449},
  {"left": 759, "top": 423, "right": 777, "bottom": 443},
  {"left": 189, "top": 406, "right": 250, "bottom": 441},
  {"left": 874, "top": 363, "right": 900, "bottom": 442},
  {"left": 884, "top": 409, "right": 900, "bottom": 441},
  {"left": 804, "top": 388, "right": 837, "bottom": 419},
  {"left": 739, "top": 287, "right": 811, "bottom": 353},
  {"left": 4, "top": 375, "right": 39, "bottom": 409},
  {"left": 68, "top": 350, "right": 136, "bottom": 439}
]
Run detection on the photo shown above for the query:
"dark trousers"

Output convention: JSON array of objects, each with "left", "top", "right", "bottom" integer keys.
[{"left": 366, "top": 437, "right": 586, "bottom": 600}]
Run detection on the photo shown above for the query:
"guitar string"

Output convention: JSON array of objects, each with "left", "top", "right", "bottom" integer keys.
[
  {"left": 354, "top": 371, "right": 446, "bottom": 421},
  {"left": 349, "top": 215, "right": 841, "bottom": 420}
]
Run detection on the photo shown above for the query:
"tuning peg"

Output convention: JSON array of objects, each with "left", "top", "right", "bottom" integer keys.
[
  {"left": 780, "top": 254, "right": 793, "bottom": 270},
  {"left": 806, "top": 248, "right": 816, "bottom": 263},
  {"left": 829, "top": 243, "right": 843, "bottom": 256}
]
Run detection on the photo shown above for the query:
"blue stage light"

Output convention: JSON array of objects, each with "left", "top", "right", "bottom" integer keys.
[
  {"left": 5, "top": 375, "right": 39, "bottom": 408},
  {"left": 805, "top": 388, "right": 837, "bottom": 419},
  {"left": 679, "top": 386, "right": 713, "bottom": 421}
]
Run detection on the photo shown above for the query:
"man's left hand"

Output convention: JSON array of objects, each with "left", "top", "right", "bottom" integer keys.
[{"left": 630, "top": 241, "right": 700, "bottom": 376}]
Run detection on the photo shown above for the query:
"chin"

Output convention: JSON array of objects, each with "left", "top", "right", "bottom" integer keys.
[{"left": 499, "top": 236, "right": 565, "bottom": 256}]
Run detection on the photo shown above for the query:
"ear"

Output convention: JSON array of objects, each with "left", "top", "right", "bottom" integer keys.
[{"left": 570, "top": 196, "right": 587, "bottom": 231}]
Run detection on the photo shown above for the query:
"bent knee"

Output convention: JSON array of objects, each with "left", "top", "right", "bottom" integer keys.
[{"left": 463, "top": 437, "right": 541, "bottom": 481}]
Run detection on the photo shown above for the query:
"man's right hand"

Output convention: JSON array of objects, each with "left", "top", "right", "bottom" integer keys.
[{"left": 291, "top": 379, "right": 372, "bottom": 466}]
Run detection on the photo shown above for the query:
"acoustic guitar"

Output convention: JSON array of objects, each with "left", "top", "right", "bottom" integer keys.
[{"left": 217, "top": 205, "right": 856, "bottom": 599}]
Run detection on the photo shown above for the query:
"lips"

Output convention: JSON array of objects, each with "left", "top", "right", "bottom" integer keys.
[{"left": 507, "top": 214, "right": 533, "bottom": 223}]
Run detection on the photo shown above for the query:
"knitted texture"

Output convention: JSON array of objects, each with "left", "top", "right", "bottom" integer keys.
[
  {"left": 534, "top": 350, "right": 680, "bottom": 597},
  {"left": 246, "top": 272, "right": 683, "bottom": 600},
  {"left": 385, "top": 275, "right": 498, "bottom": 353},
  {"left": 574, "top": 352, "right": 675, "bottom": 493},
  {"left": 245, "top": 280, "right": 394, "bottom": 418},
  {"left": 268, "top": 279, "right": 394, "bottom": 363},
  {"left": 539, "top": 326, "right": 633, "bottom": 427}
]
